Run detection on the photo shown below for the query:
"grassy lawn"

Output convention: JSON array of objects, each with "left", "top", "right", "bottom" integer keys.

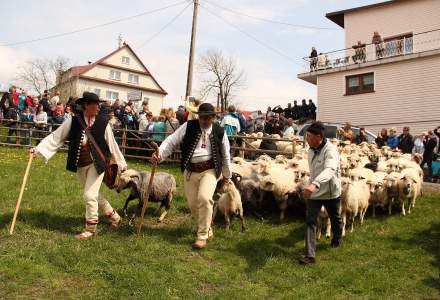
[{"left": 0, "top": 146, "right": 439, "bottom": 299}]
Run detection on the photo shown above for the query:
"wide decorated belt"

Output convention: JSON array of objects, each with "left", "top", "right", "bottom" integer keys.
[{"left": 187, "top": 159, "right": 215, "bottom": 173}]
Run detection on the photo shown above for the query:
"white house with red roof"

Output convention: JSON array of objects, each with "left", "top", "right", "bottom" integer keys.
[{"left": 55, "top": 42, "right": 167, "bottom": 115}]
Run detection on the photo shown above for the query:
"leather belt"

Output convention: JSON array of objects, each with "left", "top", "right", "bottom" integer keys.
[{"left": 187, "top": 159, "right": 215, "bottom": 173}]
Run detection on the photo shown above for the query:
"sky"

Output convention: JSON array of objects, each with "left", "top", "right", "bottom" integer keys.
[{"left": 0, "top": 0, "right": 382, "bottom": 110}]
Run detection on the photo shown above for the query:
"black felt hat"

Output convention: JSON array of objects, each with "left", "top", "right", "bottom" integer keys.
[
  {"left": 76, "top": 92, "right": 104, "bottom": 105},
  {"left": 194, "top": 103, "right": 219, "bottom": 116}
]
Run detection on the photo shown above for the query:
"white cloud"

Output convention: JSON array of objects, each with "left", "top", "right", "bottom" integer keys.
[
  {"left": 0, "top": 46, "right": 32, "bottom": 90},
  {"left": 0, "top": 0, "right": 322, "bottom": 110}
]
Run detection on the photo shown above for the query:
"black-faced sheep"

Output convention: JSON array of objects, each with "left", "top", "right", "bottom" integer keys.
[{"left": 116, "top": 169, "right": 176, "bottom": 224}]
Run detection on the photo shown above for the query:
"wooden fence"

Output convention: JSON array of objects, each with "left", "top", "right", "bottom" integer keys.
[{"left": 0, "top": 120, "right": 304, "bottom": 161}]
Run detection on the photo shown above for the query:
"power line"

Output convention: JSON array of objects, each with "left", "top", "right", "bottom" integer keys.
[
  {"left": 137, "top": 2, "right": 192, "bottom": 49},
  {"left": 204, "top": 0, "right": 342, "bottom": 31},
  {"left": 200, "top": 4, "right": 302, "bottom": 66},
  {"left": 1, "top": 1, "right": 188, "bottom": 47}
]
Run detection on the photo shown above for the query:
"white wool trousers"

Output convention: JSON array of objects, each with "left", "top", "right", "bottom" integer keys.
[
  {"left": 183, "top": 169, "right": 217, "bottom": 240},
  {"left": 76, "top": 164, "right": 114, "bottom": 228}
]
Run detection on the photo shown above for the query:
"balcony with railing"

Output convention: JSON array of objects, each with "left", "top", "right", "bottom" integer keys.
[{"left": 298, "top": 29, "right": 440, "bottom": 83}]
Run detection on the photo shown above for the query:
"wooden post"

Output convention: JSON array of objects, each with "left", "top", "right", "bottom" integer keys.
[
  {"left": 9, "top": 154, "right": 33, "bottom": 235},
  {"left": 291, "top": 139, "right": 296, "bottom": 158},
  {"left": 185, "top": 0, "right": 199, "bottom": 98},
  {"left": 121, "top": 128, "right": 127, "bottom": 155},
  {"left": 240, "top": 140, "right": 245, "bottom": 158},
  {"left": 16, "top": 121, "right": 21, "bottom": 145},
  {"left": 137, "top": 141, "right": 160, "bottom": 237}
]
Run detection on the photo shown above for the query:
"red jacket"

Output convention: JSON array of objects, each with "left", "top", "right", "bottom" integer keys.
[
  {"left": 12, "top": 92, "right": 19, "bottom": 105},
  {"left": 25, "top": 96, "right": 33, "bottom": 107}
]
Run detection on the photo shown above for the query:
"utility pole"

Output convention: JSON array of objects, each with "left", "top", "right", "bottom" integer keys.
[{"left": 185, "top": 0, "right": 199, "bottom": 99}]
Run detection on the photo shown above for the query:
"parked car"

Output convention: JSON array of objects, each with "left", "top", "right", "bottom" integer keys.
[{"left": 297, "top": 122, "right": 377, "bottom": 143}]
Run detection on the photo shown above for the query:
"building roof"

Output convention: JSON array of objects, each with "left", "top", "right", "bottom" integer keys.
[
  {"left": 326, "top": 0, "right": 403, "bottom": 28},
  {"left": 63, "top": 42, "right": 167, "bottom": 95}
]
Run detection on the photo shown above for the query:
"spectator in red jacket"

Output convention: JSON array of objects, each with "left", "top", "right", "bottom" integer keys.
[{"left": 52, "top": 103, "right": 65, "bottom": 124}]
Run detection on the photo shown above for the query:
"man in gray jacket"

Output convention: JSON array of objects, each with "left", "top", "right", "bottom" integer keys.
[{"left": 300, "top": 122, "right": 343, "bottom": 265}]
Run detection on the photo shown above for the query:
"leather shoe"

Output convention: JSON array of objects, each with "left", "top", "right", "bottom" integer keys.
[
  {"left": 299, "top": 256, "right": 316, "bottom": 265},
  {"left": 192, "top": 239, "right": 207, "bottom": 250}
]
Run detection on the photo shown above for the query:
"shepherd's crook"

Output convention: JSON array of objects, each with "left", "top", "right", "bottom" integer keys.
[
  {"left": 9, "top": 154, "right": 33, "bottom": 235},
  {"left": 137, "top": 141, "right": 160, "bottom": 237}
]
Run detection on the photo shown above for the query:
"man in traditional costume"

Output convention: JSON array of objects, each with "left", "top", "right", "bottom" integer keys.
[
  {"left": 31, "top": 92, "right": 127, "bottom": 240},
  {"left": 151, "top": 103, "right": 232, "bottom": 250}
]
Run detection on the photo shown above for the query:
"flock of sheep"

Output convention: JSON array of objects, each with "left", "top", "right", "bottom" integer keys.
[
  {"left": 225, "top": 133, "right": 424, "bottom": 237},
  {"left": 116, "top": 132, "right": 425, "bottom": 239}
]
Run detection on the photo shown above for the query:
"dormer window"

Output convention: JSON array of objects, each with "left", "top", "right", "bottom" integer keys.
[
  {"left": 122, "top": 56, "right": 130, "bottom": 64},
  {"left": 109, "top": 70, "right": 121, "bottom": 81}
]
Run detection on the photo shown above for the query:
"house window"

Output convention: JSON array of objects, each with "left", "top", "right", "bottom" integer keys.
[
  {"left": 93, "top": 89, "right": 101, "bottom": 97},
  {"left": 109, "top": 70, "right": 121, "bottom": 80},
  {"left": 106, "top": 91, "right": 119, "bottom": 101},
  {"left": 346, "top": 73, "right": 374, "bottom": 95},
  {"left": 122, "top": 56, "right": 130, "bottom": 64},
  {"left": 128, "top": 74, "right": 139, "bottom": 84}
]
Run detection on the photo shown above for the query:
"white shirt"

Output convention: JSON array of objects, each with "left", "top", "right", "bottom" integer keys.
[
  {"left": 159, "top": 122, "right": 232, "bottom": 178},
  {"left": 49, "top": 96, "right": 59, "bottom": 109},
  {"left": 283, "top": 125, "right": 298, "bottom": 137},
  {"left": 138, "top": 116, "right": 149, "bottom": 133},
  {"left": 34, "top": 112, "right": 48, "bottom": 124},
  {"left": 221, "top": 114, "right": 241, "bottom": 133},
  {"left": 36, "top": 116, "right": 127, "bottom": 170}
]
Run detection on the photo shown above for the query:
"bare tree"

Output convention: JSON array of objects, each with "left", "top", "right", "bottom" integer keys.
[
  {"left": 16, "top": 57, "right": 70, "bottom": 95},
  {"left": 197, "top": 49, "right": 245, "bottom": 112},
  {"left": 49, "top": 56, "right": 70, "bottom": 85}
]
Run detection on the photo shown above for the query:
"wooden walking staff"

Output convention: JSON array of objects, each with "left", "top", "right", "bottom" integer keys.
[
  {"left": 137, "top": 141, "right": 160, "bottom": 237},
  {"left": 9, "top": 154, "right": 33, "bottom": 235}
]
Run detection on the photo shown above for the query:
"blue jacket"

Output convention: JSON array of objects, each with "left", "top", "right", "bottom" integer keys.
[
  {"left": 238, "top": 114, "right": 246, "bottom": 133},
  {"left": 387, "top": 135, "right": 399, "bottom": 149}
]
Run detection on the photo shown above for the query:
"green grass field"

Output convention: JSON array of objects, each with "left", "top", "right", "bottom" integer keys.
[{"left": 0, "top": 146, "right": 439, "bottom": 299}]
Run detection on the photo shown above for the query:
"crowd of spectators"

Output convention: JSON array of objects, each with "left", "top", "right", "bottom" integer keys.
[
  {"left": 0, "top": 86, "right": 73, "bottom": 144},
  {"left": 0, "top": 87, "right": 317, "bottom": 147},
  {"left": 0, "top": 86, "right": 438, "bottom": 180},
  {"left": 339, "top": 123, "right": 440, "bottom": 181}
]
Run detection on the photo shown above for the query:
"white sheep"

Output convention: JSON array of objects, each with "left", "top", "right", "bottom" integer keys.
[
  {"left": 349, "top": 167, "right": 374, "bottom": 182},
  {"left": 387, "top": 158, "right": 400, "bottom": 173},
  {"left": 341, "top": 174, "right": 370, "bottom": 236},
  {"left": 384, "top": 171, "right": 402, "bottom": 215},
  {"left": 316, "top": 207, "right": 331, "bottom": 240},
  {"left": 399, "top": 168, "right": 422, "bottom": 215},
  {"left": 213, "top": 177, "right": 246, "bottom": 232},
  {"left": 366, "top": 171, "right": 388, "bottom": 217},
  {"left": 259, "top": 167, "right": 298, "bottom": 220}
]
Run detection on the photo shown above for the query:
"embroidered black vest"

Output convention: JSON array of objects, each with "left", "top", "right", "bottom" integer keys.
[
  {"left": 180, "top": 120, "right": 225, "bottom": 177},
  {"left": 66, "top": 114, "right": 110, "bottom": 174}
]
